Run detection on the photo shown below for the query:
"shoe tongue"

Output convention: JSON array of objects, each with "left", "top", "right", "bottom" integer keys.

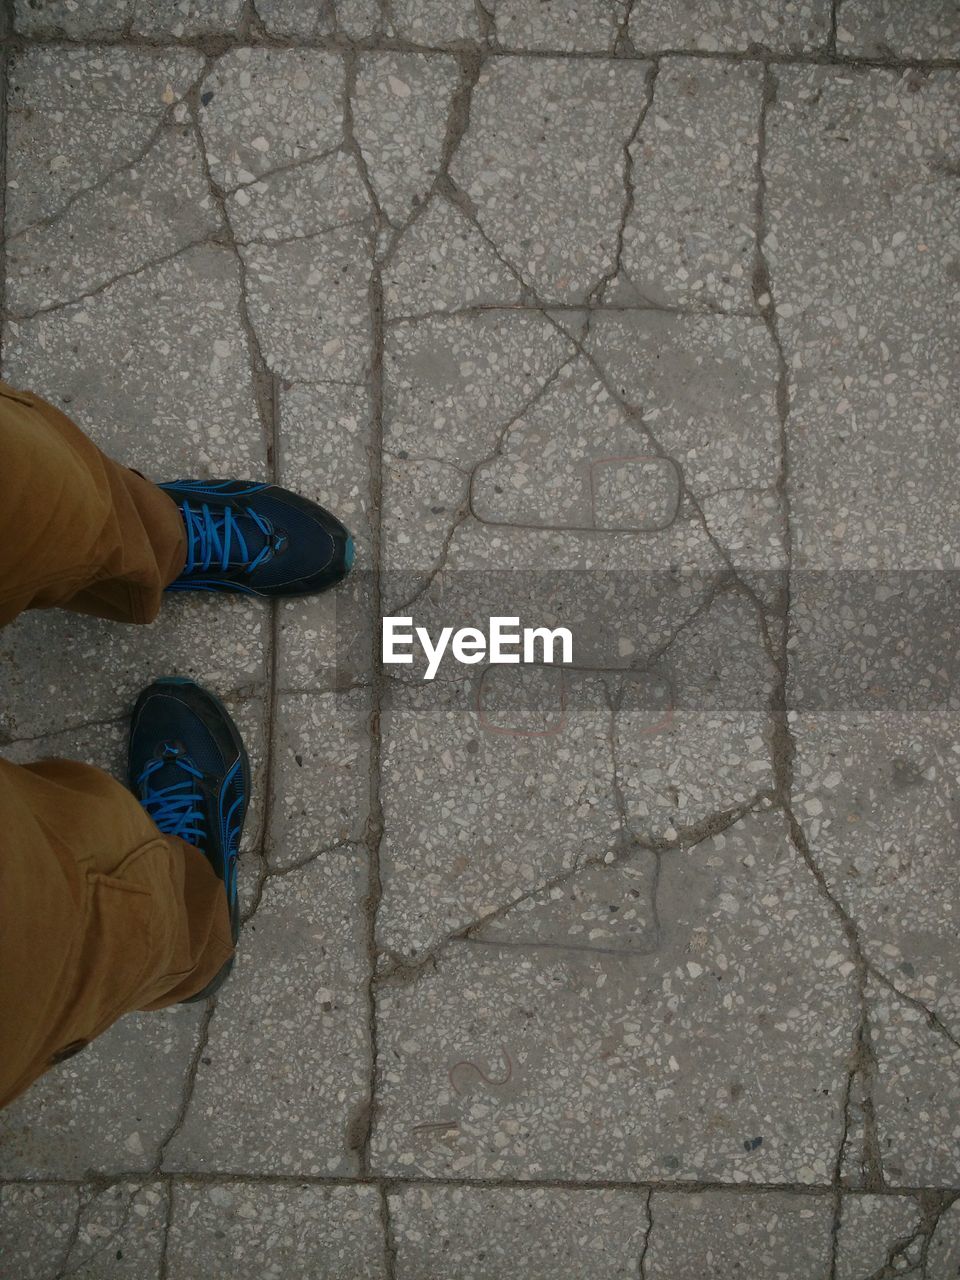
[{"left": 155, "top": 742, "right": 199, "bottom": 786}]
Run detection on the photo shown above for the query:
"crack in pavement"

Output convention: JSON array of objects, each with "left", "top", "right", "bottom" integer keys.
[
  {"left": 220, "top": 141, "right": 344, "bottom": 195},
  {"left": 54, "top": 1181, "right": 147, "bottom": 1280},
  {"left": 5, "top": 81, "right": 202, "bottom": 244},
  {"left": 587, "top": 58, "right": 658, "bottom": 305},
  {"left": 384, "top": 344, "right": 579, "bottom": 616},
  {"left": 374, "top": 789, "right": 770, "bottom": 988},
  {"left": 639, "top": 1187, "right": 654, "bottom": 1278},
  {"left": 373, "top": 47, "right": 484, "bottom": 269},
  {"left": 7, "top": 234, "right": 221, "bottom": 321},
  {"left": 233, "top": 216, "right": 372, "bottom": 248},
  {"left": 152, "top": 999, "right": 219, "bottom": 1179}
]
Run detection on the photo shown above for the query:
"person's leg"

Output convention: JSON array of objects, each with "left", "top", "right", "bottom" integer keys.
[
  {"left": 0, "top": 755, "right": 234, "bottom": 1109},
  {"left": 0, "top": 380, "right": 186, "bottom": 628},
  {"left": 0, "top": 387, "right": 229, "bottom": 1107},
  {"left": 0, "top": 379, "right": 354, "bottom": 622},
  {"left": 0, "top": 382, "right": 350, "bottom": 1106}
]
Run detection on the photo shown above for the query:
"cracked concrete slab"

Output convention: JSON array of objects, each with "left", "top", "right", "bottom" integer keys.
[
  {"left": 630, "top": 0, "right": 832, "bottom": 52},
  {"left": 7, "top": 66, "right": 215, "bottom": 313},
  {"left": 165, "top": 853, "right": 370, "bottom": 1175},
  {"left": 380, "top": 310, "right": 733, "bottom": 620},
  {"left": 616, "top": 591, "right": 777, "bottom": 841},
  {"left": 615, "top": 59, "right": 764, "bottom": 311},
  {"left": 470, "top": 360, "right": 681, "bottom": 532},
  {"left": 0, "top": 595, "right": 266, "bottom": 740},
  {"left": 472, "top": 835, "right": 659, "bottom": 955},
  {"left": 256, "top": 0, "right": 382, "bottom": 39},
  {"left": 352, "top": 52, "right": 462, "bottom": 225},
  {"left": 491, "top": 0, "right": 625, "bottom": 52},
  {"left": 390, "top": 1184, "right": 650, "bottom": 1278},
  {"left": 13, "top": 0, "right": 132, "bottom": 37},
  {"left": 14, "top": 0, "right": 244, "bottom": 37},
  {"left": 451, "top": 58, "right": 652, "bottom": 299},
  {"left": 200, "top": 50, "right": 345, "bottom": 194},
  {"left": 383, "top": 310, "right": 576, "bottom": 478},
  {"left": 0, "top": 1182, "right": 167, "bottom": 1279},
  {"left": 392, "top": 0, "right": 482, "bottom": 44},
  {"left": 268, "top": 691, "right": 370, "bottom": 868},
  {"left": 383, "top": 197, "right": 523, "bottom": 314},
  {"left": 835, "top": 1193, "right": 924, "bottom": 1280},
  {"left": 792, "top": 712, "right": 960, "bottom": 1034},
  {"left": 6, "top": 47, "right": 203, "bottom": 235},
  {"left": 227, "top": 150, "right": 371, "bottom": 245},
  {"left": 12, "top": 141, "right": 214, "bottom": 317},
  {"left": 166, "top": 1181, "right": 386, "bottom": 1278},
  {"left": 928, "top": 1200, "right": 960, "bottom": 1276},
  {"left": 4, "top": 244, "right": 267, "bottom": 475},
  {"left": 0, "top": 1006, "right": 206, "bottom": 1177},
  {"left": 837, "top": 0, "right": 960, "bottom": 59},
  {"left": 372, "top": 811, "right": 857, "bottom": 1182},
  {"left": 642, "top": 1190, "right": 833, "bottom": 1278},
  {"left": 585, "top": 310, "right": 785, "bottom": 566},
  {"left": 239, "top": 223, "right": 372, "bottom": 382},
  {"left": 378, "top": 672, "right": 618, "bottom": 956},
  {"left": 766, "top": 66, "right": 960, "bottom": 571},
  {"left": 866, "top": 976, "right": 960, "bottom": 1186}
]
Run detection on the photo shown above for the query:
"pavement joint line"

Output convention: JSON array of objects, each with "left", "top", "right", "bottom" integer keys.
[
  {"left": 5, "top": 1171, "right": 960, "bottom": 1198},
  {"left": 186, "top": 56, "right": 281, "bottom": 920},
  {"left": 348, "top": 29, "right": 389, "bottom": 1196},
  {"left": 751, "top": 51, "right": 885, "bottom": 1232},
  {"left": 1, "top": 32, "right": 959, "bottom": 72}
]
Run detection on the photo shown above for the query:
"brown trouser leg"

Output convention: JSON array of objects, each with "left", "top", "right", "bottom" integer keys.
[{"left": 0, "top": 383, "right": 235, "bottom": 1109}]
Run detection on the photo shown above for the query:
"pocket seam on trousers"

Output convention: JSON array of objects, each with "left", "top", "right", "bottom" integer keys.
[{"left": 81, "top": 861, "right": 158, "bottom": 1030}]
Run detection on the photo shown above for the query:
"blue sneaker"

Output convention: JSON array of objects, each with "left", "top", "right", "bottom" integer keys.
[
  {"left": 129, "top": 677, "right": 249, "bottom": 1001},
  {"left": 160, "top": 480, "right": 355, "bottom": 597}
]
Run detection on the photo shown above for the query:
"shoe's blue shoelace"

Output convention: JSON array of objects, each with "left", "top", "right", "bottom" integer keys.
[
  {"left": 180, "top": 501, "right": 274, "bottom": 577},
  {"left": 137, "top": 751, "right": 206, "bottom": 845}
]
